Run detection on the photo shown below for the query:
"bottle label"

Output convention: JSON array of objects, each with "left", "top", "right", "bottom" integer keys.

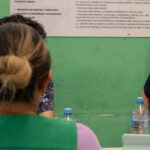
[{"left": 130, "top": 115, "right": 135, "bottom": 126}]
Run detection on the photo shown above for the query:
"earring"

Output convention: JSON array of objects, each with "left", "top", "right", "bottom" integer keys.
[{"left": 40, "top": 90, "right": 45, "bottom": 97}]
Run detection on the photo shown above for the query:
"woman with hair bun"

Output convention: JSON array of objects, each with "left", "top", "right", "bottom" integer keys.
[
  {"left": 0, "top": 23, "right": 101, "bottom": 150},
  {"left": 0, "top": 14, "right": 55, "bottom": 118}
]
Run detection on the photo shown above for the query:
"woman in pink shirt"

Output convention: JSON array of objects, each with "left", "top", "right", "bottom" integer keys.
[{"left": 0, "top": 15, "right": 102, "bottom": 150}]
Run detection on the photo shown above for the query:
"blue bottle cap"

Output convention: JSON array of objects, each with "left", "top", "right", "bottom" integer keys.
[
  {"left": 64, "top": 108, "right": 72, "bottom": 115},
  {"left": 137, "top": 97, "right": 144, "bottom": 103}
]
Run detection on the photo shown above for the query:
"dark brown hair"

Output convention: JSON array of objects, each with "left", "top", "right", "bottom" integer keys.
[{"left": 0, "top": 14, "right": 46, "bottom": 38}]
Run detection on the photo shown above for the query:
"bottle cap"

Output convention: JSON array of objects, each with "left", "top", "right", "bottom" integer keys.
[
  {"left": 137, "top": 97, "right": 144, "bottom": 103},
  {"left": 64, "top": 108, "right": 72, "bottom": 115}
]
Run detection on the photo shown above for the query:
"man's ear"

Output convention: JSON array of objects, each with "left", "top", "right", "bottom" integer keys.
[{"left": 38, "top": 70, "right": 52, "bottom": 92}]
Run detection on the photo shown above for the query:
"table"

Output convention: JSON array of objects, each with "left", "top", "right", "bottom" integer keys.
[{"left": 102, "top": 148, "right": 122, "bottom": 150}]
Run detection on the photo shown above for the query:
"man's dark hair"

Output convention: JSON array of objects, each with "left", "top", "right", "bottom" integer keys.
[{"left": 0, "top": 14, "right": 46, "bottom": 38}]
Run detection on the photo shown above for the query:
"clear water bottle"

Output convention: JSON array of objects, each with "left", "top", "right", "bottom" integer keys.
[
  {"left": 130, "top": 97, "right": 150, "bottom": 134},
  {"left": 62, "top": 108, "right": 77, "bottom": 122}
]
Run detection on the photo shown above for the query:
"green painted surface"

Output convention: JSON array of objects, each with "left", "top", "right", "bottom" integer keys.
[
  {"left": 1, "top": 1, "right": 150, "bottom": 148},
  {"left": 49, "top": 37, "right": 150, "bottom": 147}
]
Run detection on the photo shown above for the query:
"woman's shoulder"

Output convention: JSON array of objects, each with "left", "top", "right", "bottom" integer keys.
[{"left": 76, "top": 123, "right": 102, "bottom": 150}]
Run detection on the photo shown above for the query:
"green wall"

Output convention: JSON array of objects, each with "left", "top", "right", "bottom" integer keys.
[{"left": 1, "top": 0, "right": 150, "bottom": 147}]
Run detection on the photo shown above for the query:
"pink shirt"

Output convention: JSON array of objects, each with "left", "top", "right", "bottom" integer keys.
[{"left": 77, "top": 123, "right": 102, "bottom": 150}]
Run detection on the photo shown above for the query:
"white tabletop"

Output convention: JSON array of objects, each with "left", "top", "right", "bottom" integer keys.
[{"left": 102, "top": 148, "right": 122, "bottom": 150}]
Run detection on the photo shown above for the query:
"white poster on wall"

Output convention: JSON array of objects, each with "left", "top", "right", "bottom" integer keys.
[{"left": 10, "top": 0, "right": 150, "bottom": 37}]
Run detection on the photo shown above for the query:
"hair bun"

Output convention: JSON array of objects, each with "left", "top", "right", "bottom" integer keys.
[{"left": 0, "top": 55, "right": 32, "bottom": 90}]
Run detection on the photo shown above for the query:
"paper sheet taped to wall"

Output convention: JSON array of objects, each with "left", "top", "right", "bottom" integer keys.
[{"left": 10, "top": 0, "right": 150, "bottom": 37}]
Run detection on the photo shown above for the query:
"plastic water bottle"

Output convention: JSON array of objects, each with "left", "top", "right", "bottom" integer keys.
[
  {"left": 62, "top": 108, "right": 77, "bottom": 122},
  {"left": 130, "top": 97, "right": 150, "bottom": 134}
]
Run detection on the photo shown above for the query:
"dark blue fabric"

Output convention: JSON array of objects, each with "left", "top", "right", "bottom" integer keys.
[
  {"left": 38, "top": 80, "right": 55, "bottom": 113},
  {"left": 144, "top": 75, "right": 150, "bottom": 100}
]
